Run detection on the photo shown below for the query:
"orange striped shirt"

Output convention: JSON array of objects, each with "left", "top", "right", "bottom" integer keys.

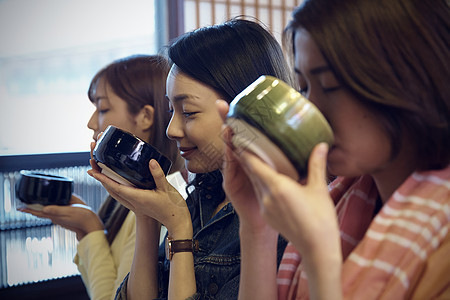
[{"left": 277, "top": 166, "right": 450, "bottom": 299}]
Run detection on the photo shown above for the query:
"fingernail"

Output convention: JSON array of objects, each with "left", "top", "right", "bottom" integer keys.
[
  {"left": 317, "top": 143, "right": 329, "bottom": 156},
  {"left": 88, "top": 171, "right": 98, "bottom": 180},
  {"left": 150, "top": 159, "right": 157, "bottom": 169}
]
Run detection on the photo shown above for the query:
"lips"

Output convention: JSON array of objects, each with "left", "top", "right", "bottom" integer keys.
[
  {"left": 92, "top": 132, "right": 100, "bottom": 142},
  {"left": 179, "top": 147, "right": 197, "bottom": 159},
  {"left": 93, "top": 130, "right": 106, "bottom": 142}
]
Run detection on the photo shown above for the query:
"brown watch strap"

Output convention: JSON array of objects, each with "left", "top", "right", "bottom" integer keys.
[
  {"left": 171, "top": 239, "right": 193, "bottom": 252},
  {"left": 166, "top": 236, "right": 199, "bottom": 260}
]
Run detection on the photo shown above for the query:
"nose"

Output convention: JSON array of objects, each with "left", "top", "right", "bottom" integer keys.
[
  {"left": 87, "top": 111, "right": 98, "bottom": 132},
  {"left": 166, "top": 114, "right": 184, "bottom": 141}
]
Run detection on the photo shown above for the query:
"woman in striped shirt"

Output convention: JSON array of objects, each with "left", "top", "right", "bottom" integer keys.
[{"left": 218, "top": 0, "right": 450, "bottom": 299}]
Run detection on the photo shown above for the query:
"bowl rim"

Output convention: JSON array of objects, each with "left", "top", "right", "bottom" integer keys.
[{"left": 19, "top": 170, "right": 73, "bottom": 182}]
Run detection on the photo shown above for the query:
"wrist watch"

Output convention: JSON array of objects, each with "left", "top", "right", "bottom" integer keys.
[{"left": 165, "top": 236, "right": 199, "bottom": 260}]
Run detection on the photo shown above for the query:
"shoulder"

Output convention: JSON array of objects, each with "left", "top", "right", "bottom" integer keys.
[
  {"left": 397, "top": 165, "right": 450, "bottom": 202},
  {"left": 409, "top": 229, "right": 450, "bottom": 299}
]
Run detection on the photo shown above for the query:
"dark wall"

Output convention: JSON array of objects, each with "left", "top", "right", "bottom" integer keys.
[{"left": 0, "top": 276, "right": 89, "bottom": 300}]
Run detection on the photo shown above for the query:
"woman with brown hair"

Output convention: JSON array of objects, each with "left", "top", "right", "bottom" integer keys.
[
  {"left": 220, "top": 0, "right": 450, "bottom": 299},
  {"left": 20, "top": 54, "right": 186, "bottom": 300}
]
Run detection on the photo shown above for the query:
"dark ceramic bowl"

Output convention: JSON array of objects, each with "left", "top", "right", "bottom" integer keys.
[
  {"left": 16, "top": 171, "right": 73, "bottom": 210},
  {"left": 227, "top": 75, "right": 334, "bottom": 180},
  {"left": 93, "top": 125, "right": 172, "bottom": 189}
]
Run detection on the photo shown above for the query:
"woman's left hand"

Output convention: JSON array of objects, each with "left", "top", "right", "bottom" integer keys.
[{"left": 18, "top": 195, "right": 104, "bottom": 240}]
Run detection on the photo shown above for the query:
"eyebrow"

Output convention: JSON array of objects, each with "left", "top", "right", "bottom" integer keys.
[
  {"left": 165, "top": 94, "right": 200, "bottom": 103},
  {"left": 294, "top": 65, "right": 331, "bottom": 76}
]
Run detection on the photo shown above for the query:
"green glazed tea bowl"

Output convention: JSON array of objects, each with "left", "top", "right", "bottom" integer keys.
[{"left": 226, "top": 75, "right": 334, "bottom": 180}]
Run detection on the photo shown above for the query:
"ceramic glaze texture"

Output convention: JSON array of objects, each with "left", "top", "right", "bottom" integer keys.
[
  {"left": 93, "top": 125, "right": 172, "bottom": 189},
  {"left": 227, "top": 75, "right": 334, "bottom": 179},
  {"left": 16, "top": 171, "right": 73, "bottom": 206}
]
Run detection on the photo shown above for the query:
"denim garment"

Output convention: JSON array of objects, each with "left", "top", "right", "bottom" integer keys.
[
  {"left": 157, "top": 172, "right": 241, "bottom": 299},
  {"left": 115, "top": 171, "right": 287, "bottom": 300}
]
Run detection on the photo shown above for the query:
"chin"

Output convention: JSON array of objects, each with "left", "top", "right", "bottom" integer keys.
[
  {"left": 326, "top": 151, "right": 351, "bottom": 177},
  {"left": 327, "top": 160, "right": 349, "bottom": 178},
  {"left": 328, "top": 164, "right": 364, "bottom": 178},
  {"left": 186, "top": 160, "right": 220, "bottom": 174}
]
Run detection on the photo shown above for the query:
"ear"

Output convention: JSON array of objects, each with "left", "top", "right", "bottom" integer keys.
[{"left": 136, "top": 105, "right": 154, "bottom": 131}]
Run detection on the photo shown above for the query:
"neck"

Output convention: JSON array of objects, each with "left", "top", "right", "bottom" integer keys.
[{"left": 371, "top": 146, "right": 417, "bottom": 203}]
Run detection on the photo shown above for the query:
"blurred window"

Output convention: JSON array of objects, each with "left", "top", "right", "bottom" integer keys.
[
  {"left": 183, "top": 0, "right": 304, "bottom": 43},
  {"left": 0, "top": 0, "right": 158, "bottom": 155}
]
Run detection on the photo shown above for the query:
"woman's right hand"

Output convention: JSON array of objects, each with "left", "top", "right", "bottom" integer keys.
[
  {"left": 88, "top": 156, "right": 193, "bottom": 239},
  {"left": 216, "top": 100, "right": 273, "bottom": 235}
]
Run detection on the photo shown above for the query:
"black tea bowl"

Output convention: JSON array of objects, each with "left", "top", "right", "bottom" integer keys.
[
  {"left": 92, "top": 125, "right": 172, "bottom": 189},
  {"left": 16, "top": 171, "right": 74, "bottom": 210}
]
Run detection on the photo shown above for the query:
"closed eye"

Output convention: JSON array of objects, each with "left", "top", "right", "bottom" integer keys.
[
  {"left": 183, "top": 112, "right": 198, "bottom": 118},
  {"left": 322, "top": 86, "right": 341, "bottom": 93}
]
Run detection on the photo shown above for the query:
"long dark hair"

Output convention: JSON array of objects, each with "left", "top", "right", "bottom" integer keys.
[
  {"left": 88, "top": 55, "right": 184, "bottom": 243},
  {"left": 165, "top": 18, "right": 293, "bottom": 200},
  {"left": 166, "top": 18, "right": 293, "bottom": 103},
  {"left": 284, "top": 0, "right": 450, "bottom": 170}
]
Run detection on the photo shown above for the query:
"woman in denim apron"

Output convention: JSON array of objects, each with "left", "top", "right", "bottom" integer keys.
[{"left": 89, "top": 18, "right": 292, "bottom": 299}]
